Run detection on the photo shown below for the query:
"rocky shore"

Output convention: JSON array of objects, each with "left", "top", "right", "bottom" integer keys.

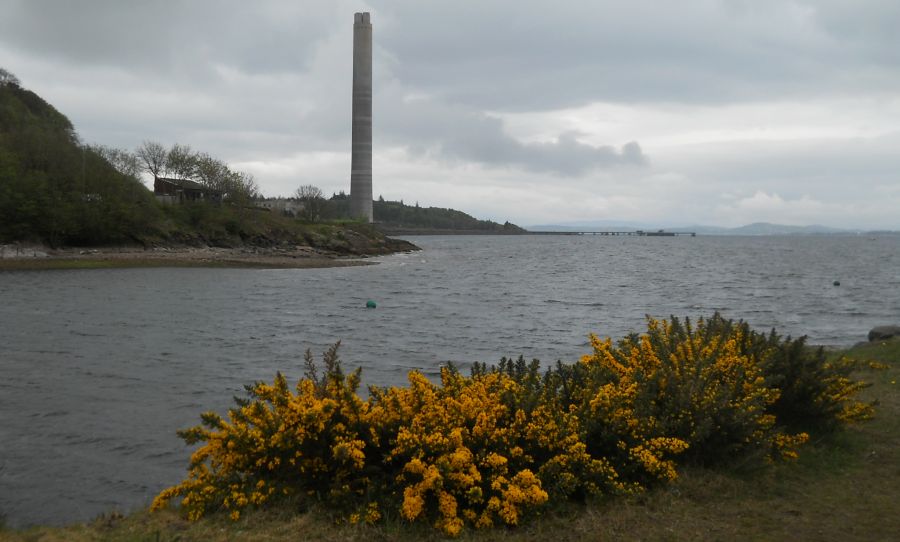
[{"left": 0, "top": 236, "right": 419, "bottom": 270}]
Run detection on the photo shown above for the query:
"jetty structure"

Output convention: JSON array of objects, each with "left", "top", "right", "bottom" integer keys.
[
  {"left": 350, "top": 12, "right": 374, "bottom": 222},
  {"left": 528, "top": 230, "right": 696, "bottom": 237}
]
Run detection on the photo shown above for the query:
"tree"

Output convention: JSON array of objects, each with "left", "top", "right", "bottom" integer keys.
[
  {"left": 0, "top": 67, "right": 21, "bottom": 87},
  {"left": 136, "top": 141, "right": 167, "bottom": 179},
  {"left": 90, "top": 145, "right": 141, "bottom": 179},
  {"left": 194, "top": 152, "right": 231, "bottom": 193},
  {"left": 230, "top": 171, "right": 259, "bottom": 202},
  {"left": 295, "top": 184, "right": 324, "bottom": 222},
  {"left": 165, "top": 143, "right": 196, "bottom": 180}
]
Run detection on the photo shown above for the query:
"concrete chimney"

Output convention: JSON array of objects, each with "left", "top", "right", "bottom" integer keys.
[{"left": 350, "top": 12, "right": 373, "bottom": 222}]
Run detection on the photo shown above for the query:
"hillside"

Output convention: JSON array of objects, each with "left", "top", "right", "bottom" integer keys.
[
  {"left": 0, "top": 72, "right": 417, "bottom": 257},
  {"left": 0, "top": 74, "right": 160, "bottom": 246},
  {"left": 323, "top": 193, "right": 526, "bottom": 234}
]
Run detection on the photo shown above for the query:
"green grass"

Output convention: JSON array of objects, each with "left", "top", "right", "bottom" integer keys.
[{"left": 3, "top": 339, "right": 898, "bottom": 541}]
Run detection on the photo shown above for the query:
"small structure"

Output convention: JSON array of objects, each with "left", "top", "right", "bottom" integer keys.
[
  {"left": 154, "top": 177, "right": 220, "bottom": 204},
  {"left": 258, "top": 198, "right": 304, "bottom": 217}
]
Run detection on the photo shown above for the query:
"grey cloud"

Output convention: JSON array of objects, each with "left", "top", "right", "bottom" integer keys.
[
  {"left": 1, "top": 0, "right": 898, "bottom": 229},
  {"left": 442, "top": 128, "right": 645, "bottom": 175},
  {"left": 378, "top": 93, "right": 645, "bottom": 175},
  {"left": 5, "top": 0, "right": 899, "bottom": 114},
  {"left": 372, "top": 0, "right": 900, "bottom": 111},
  {"left": 0, "top": 0, "right": 345, "bottom": 83},
  {"left": 662, "top": 131, "right": 900, "bottom": 207},
  {"left": 810, "top": 0, "right": 900, "bottom": 65}
]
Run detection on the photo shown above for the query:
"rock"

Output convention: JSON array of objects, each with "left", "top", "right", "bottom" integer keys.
[
  {"left": 868, "top": 325, "right": 900, "bottom": 342},
  {"left": 1, "top": 244, "right": 48, "bottom": 259}
]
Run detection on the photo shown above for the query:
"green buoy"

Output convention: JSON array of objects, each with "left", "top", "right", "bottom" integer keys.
[{"left": 366, "top": 300, "right": 377, "bottom": 309}]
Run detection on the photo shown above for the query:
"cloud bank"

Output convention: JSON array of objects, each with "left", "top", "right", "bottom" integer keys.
[{"left": 0, "top": 0, "right": 897, "bottom": 228}]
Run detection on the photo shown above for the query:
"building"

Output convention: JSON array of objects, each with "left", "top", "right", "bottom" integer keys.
[
  {"left": 153, "top": 177, "right": 220, "bottom": 204},
  {"left": 258, "top": 198, "right": 303, "bottom": 217}
]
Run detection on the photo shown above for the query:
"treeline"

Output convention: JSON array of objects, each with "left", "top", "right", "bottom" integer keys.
[
  {"left": 322, "top": 192, "right": 525, "bottom": 232},
  {"left": 0, "top": 69, "right": 159, "bottom": 245},
  {"left": 0, "top": 69, "right": 262, "bottom": 246},
  {"left": 133, "top": 141, "right": 260, "bottom": 204},
  {"left": 0, "top": 67, "right": 522, "bottom": 246}
]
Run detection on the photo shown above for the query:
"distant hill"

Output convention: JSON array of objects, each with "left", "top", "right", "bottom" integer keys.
[
  {"left": 528, "top": 221, "right": 864, "bottom": 235},
  {"left": 528, "top": 220, "right": 647, "bottom": 232},
  {"left": 728, "top": 222, "right": 853, "bottom": 235},
  {"left": 323, "top": 193, "right": 525, "bottom": 234},
  {"left": 668, "top": 222, "right": 859, "bottom": 235}
]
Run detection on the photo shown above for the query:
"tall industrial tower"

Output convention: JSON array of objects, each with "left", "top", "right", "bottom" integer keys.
[{"left": 350, "top": 12, "right": 373, "bottom": 222}]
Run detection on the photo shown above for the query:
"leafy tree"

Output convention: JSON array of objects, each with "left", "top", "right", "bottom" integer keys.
[
  {"left": 91, "top": 145, "right": 141, "bottom": 178},
  {"left": 0, "top": 67, "right": 20, "bottom": 87},
  {"left": 194, "top": 152, "right": 231, "bottom": 193},
  {"left": 165, "top": 143, "right": 197, "bottom": 180}
]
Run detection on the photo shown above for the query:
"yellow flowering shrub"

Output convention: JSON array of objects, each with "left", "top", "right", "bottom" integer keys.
[
  {"left": 153, "top": 315, "right": 875, "bottom": 536},
  {"left": 696, "top": 313, "right": 875, "bottom": 433},
  {"left": 151, "top": 343, "right": 375, "bottom": 521},
  {"left": 576, "top": 317, "right": 804, "bottom": 464},
  {"left": 385, "top": 368, "right": 548, "bottom": 535}
]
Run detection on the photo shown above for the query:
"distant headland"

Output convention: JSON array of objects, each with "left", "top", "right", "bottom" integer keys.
[{"left": 0, "top": 69, "right": 528, "bottom": 269}]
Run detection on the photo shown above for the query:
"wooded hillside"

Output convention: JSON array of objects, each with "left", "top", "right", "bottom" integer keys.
[{"left": 0, "top": 72, "right": 159, "bottom": 245}]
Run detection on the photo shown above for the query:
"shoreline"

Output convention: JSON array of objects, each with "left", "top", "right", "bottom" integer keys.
[{"left": 0, "top": 245, "right": 382, "bottom": 271}]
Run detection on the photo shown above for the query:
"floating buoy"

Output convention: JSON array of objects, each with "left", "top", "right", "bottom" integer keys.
[
  {"left": 366, "top": 300, "right": 377, "bottom": 309},
  {"left": 833, "top": 280, "right": 841, "bottom": 286}
]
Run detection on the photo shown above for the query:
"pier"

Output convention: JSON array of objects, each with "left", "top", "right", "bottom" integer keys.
[{"left": 526, "top": 230, "right": 696, "bottom": 237}]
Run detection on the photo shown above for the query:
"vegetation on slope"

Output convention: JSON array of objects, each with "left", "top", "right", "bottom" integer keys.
[
  {"left": 0, "top": 73, "right": 160, "bottom": 245},
  {"left": 0, "top": 70, "right": 415, "bottom": 255},
  {"left": 322, "top": 192, "right": 526, "bottom": 233}
]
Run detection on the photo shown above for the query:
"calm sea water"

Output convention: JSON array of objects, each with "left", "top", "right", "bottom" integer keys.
[{"left": 1, "top": 234, "right": 898, "bottom": 527}]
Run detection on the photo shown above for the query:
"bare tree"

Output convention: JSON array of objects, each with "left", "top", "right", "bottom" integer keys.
[
  {"left": 295, "top": 184, "right": 324, "bottom": 222},
  {"left": 239, "top": 172, "right": 260, "bottom": 200},
  {"left": 135, "top": 141, "right": 167, "bottom": 179}
]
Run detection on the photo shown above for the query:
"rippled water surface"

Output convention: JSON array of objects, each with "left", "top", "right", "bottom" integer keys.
[{"left": 1, "top": 234, "right": 898, "bottom": 526}]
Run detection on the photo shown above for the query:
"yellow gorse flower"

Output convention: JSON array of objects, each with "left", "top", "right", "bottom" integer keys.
[{"left": 153, "top": 316, "right": 874, "bottom": 536}]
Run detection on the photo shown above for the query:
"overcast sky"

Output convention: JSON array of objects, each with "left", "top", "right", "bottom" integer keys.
[{"left": 2, "top": 0, "right": 899, "bottom": 229}]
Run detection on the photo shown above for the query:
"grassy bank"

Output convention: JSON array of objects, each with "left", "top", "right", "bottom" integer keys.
[{"left": 3, "top": 339, "right": 897, "bottom": 542}]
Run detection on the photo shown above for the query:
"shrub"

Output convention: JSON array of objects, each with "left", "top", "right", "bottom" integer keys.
[
  {"left": 765, "top": 337, "right": 874, "bottom": 432},
  {"left": 576, "top": 316, "right": 807, "bottom": 465},
  {"left": 698, "top": 313, "right": 875, "bottom": 433},
  {"left": 381, "top": 369, "right": 548, "bottom": 534},
  {"left": 152, "top": 343, "right": 374, "bottom": 521},
  {"left": 154, "top": 315, "right": 874, "bottom": 535}
]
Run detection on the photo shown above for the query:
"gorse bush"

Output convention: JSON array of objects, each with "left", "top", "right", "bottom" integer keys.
[
  {"left": 153, "top": 315, "right": 874, "bottom": 536},
  {"left": 153, "top": 344, "right": 374, "bottom": 522},
  {"left": 581, "top": 316, "right": 805, "bottom": 465}
]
